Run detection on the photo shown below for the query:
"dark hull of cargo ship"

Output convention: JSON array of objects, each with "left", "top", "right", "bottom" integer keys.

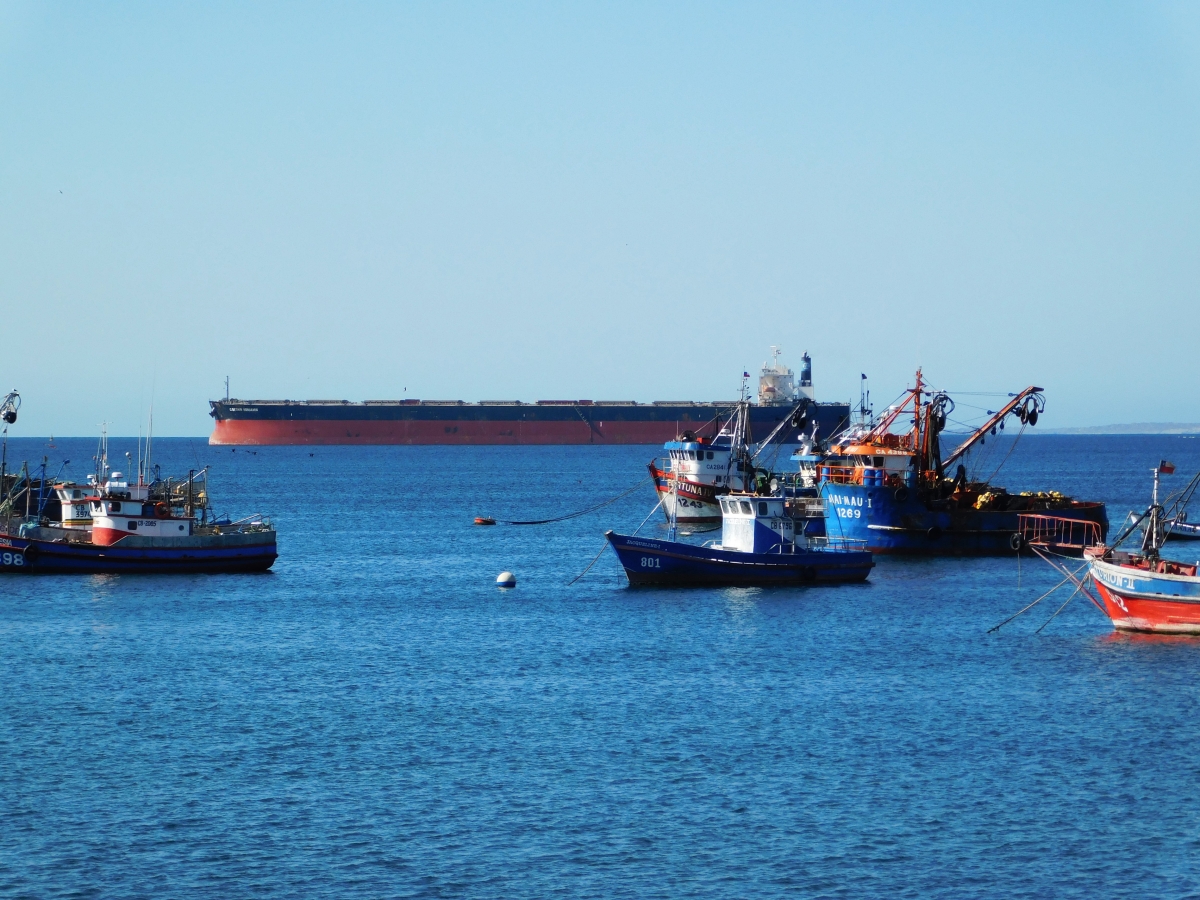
[{"left": 208, "top": 399, "right": 851, "bottom": 446}]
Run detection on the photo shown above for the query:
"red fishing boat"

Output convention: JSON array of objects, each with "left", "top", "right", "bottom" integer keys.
[{"left": 1022, "top": 462, "right": 1200, "bottom": 634}]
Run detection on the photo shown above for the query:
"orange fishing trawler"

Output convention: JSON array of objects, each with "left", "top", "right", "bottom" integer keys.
[{"left": 813, "top": 370, "right": 1107, "bottom": 554}]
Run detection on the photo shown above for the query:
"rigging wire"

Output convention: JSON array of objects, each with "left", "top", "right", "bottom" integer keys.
[{"left": 981, "top": 420, "right": 1029, "bottom": 484}]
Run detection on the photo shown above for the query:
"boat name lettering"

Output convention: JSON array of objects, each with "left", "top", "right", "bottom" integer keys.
[
  {"left": 827, "top": 493, "right": 864, "bottom": 508},
  {"left": 1095, "top": 568, "right": 1138, "bottom": 592}
]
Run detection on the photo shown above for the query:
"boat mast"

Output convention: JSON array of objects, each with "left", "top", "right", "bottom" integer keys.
[
  {"left": 1143, "top": 465, "right": 1164, "bottom": 556},
  {"left": 0, "top": 390, "right": 19, "bottom": 512},
  {"left": 913, "top": 369, "right": 925, "bottom": 481}
]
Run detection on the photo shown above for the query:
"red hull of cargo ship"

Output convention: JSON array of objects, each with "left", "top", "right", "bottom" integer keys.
[{"left": 210, "top": 418, "right": 701, "bottom": 446}]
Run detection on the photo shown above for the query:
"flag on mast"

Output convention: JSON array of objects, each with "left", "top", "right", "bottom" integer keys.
[{"left": 1159, "top": 460, "right": 1176, "bottom": 475}]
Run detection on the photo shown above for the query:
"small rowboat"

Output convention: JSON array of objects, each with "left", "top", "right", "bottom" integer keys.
[{"left": 1165, "top": 517, "right": 1200, "bottom": 541}]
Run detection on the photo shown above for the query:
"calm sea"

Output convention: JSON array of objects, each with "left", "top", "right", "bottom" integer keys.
[{"left": 3, "top": 434, "right": 1200, "bottom": 899}]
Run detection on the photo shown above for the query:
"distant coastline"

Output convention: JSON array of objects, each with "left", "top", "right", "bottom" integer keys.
[
  {"left": 939, "top": 423, "right": 1200, "bottom": 437},
  {"left": 1040, "top": 423, "right": 1200, "bottom": 435}
]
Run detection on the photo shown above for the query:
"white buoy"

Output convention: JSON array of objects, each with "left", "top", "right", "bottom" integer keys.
[{"left": 496, "top": 571, "right": 517, "bottom": 588}]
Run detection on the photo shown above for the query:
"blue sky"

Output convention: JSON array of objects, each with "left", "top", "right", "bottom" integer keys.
[{"left": 2, "top": 2, "right": 1198, "bottom": 435}]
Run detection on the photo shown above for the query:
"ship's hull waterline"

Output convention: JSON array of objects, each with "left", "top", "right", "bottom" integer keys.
[
  {"left": 820, "top": 482, "right": 1109, "bottom": 555},
  {"left": 0, "top": 532, "right": 278, "bottom": 574}
]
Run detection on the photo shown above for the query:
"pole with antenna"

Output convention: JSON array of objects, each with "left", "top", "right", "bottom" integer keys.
[{"left": 145, "top": 407, "right": 154, "bottom": 483}]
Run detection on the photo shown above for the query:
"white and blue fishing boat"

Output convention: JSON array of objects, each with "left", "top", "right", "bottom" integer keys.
[
  {"left": 605, "top": 492, "right": 873, "bottom": 587},
  {"left": 647, "top": 350, "right": 848, "bottom": 526}
]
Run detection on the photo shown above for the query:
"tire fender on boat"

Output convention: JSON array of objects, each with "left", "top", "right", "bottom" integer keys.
[
  {"left": 1009, "top": 532, "right": 1024, "bottom": 552},
  {"left": 155, "top": 502, "right": 170, "bottom": 518},
  {"left": 894, "top": 487, "right": 910, "bottom": 503},
  {"left": 926, "top": 526, "right": 942, "bottom": 541}
]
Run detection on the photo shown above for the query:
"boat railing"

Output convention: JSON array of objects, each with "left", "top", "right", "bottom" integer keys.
[
  {"left": 197, "top": 514, "right": 273, "bottom": 535},
  {"left": 819, "top": 465, "right": 860, "bottom": 485},
  {"left": 1017, "top": 514, "right": 1103, "bottom": 553},
  {"left": 807, "top": 535, "right": 869, "bottom": 551},
  {"left": 786, "top": 497, "right": 827, "bottom": 518}
]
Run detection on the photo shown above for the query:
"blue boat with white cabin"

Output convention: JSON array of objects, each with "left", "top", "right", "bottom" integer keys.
[{"left": 605, "top": 493, "right": 873, "bottom": 587}]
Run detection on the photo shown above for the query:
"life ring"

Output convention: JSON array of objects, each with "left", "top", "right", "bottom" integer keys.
[
  {"left": 154, "top": 502, "right": 170, "bottom": 519},
  {"left": 894, "top": 486, "right": 910, "bottom": 503},
  {"left": 1009, "top": 532, "right": 1024, "bottom": 552}
]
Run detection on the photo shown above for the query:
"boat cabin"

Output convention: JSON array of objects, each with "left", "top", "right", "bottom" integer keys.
[
  {"left": 90, "top": 497, "right": 194, "bottom": 546},
  {"left": 717, "top": 495, "right": 795, "bottom": 553},
  {"left": 663, "top": 438, "right": 745, "bottom": 487}
]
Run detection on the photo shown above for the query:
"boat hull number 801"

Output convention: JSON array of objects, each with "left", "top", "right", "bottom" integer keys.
[{"left": 640, "top": 557, "right": 661, "bottom": 568}]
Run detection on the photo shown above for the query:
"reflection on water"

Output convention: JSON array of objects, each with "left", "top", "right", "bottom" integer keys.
[{"left": 1096, "top": 629, "right": 1200, "bottom": 647}]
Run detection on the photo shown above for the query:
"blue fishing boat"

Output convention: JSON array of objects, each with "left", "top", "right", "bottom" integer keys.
[
  {"left": 0, "top": 423, "right": 277, "bottom": 575},
  {"left": 0, "top": 526, "right": 277, "bottom": 574},
  {"left": 815, "top": 370, "right": 1107, "bottom": 555},
  {"left": 606, "top": 493, "right": 872, "bottom": 586}
]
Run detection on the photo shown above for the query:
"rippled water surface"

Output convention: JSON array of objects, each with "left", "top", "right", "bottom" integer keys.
[{"left": 4, "top": 435, "right": 1200, "bottom": 898}]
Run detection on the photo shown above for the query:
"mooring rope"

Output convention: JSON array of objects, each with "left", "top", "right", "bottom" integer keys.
[
  {"left": 986, "top": 563, "right": 1087, "bottom": 634},
  {"left": 631, "top": 495, "right": 665, "bottom": 536},
  {"left": 498, "top": 474, "right": 653, "bottom": 526},
  {"left": 568, "top": 495, "right": 667, "bottom": 585},
  {"left": 1035, "top": 582, "right": 1085, "bottom": 634},
  {"left": 567, "top": 541, "right": 611, "bottom": 586}
]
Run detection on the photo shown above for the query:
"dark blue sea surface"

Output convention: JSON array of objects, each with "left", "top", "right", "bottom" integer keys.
[{"left": 3, "top": 434, "right": 1200, "bottom": 898}]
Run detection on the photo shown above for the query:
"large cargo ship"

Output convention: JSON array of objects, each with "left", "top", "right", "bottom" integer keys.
[{"left": 209, "top": 349, "right": 851, "bottom": 446}]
